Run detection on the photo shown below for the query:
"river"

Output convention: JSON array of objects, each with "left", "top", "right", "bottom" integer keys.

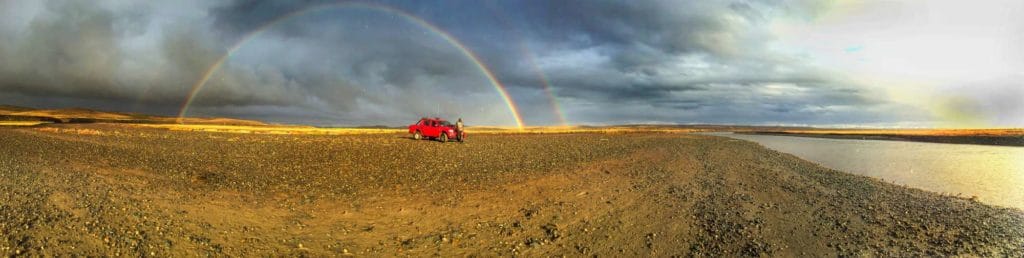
[{"left": 713, "top": 132, "right": 1024, "bottom": 210}]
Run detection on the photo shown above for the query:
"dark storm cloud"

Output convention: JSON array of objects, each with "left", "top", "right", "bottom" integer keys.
[
  {"left": 476, "top": 0, "right": 913, "bottom": 125},
  {"left": 0, "top": 0, "right": 926, "bottom": 126},
  {"left": 528, "top": 1, "right": 730, "bottom": 54},
  {"left": 0, "top": 1, "right": 312, "bottom": 111},
  {"left": 0, "top": 1, "right": 125, "bottom": 101},
  {"left": 207, "top": 0, "right": 340, "bottom": 39}
]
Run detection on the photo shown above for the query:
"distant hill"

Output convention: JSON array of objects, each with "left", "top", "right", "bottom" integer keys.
[
  {"left": 0, "top": 105, "right": 36, "bottom": 113},
  {"left": 0, "top": 105, "right": 266, "bottom": 126}
]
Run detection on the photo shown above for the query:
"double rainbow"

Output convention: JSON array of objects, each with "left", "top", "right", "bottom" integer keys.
[{"left": 177, "top": 2, "right": 525, "bottom": 128}]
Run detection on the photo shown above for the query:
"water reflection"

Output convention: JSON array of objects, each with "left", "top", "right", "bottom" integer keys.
[{"left": 714, "top": 133, "right": 1024, "bottom": 210}]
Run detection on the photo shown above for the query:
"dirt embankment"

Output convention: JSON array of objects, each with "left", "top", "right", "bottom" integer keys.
[{"left": 1, "top": 124, "right": 1022, "bottom": 256}]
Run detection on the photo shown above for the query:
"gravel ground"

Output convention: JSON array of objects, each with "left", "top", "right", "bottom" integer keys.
[{"left": 1, "top": 124, "right": 1022, "bottom": 256}]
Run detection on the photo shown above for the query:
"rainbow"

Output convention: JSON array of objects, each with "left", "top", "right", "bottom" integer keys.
[
  {"left": 177, "top": 2, "right": 524, "bottom": 128},
  {"left": 482, "top": 3, "right": 569, "bottom": 126},
  {"left": 521, "top": 45, "right": 569, "bottom": 126}
]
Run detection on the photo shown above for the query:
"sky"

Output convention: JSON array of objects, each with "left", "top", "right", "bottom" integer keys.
[{"left": 0, "top": 0, "right": 1021, "bottom": 127}]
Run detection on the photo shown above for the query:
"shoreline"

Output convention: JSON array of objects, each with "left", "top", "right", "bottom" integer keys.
[
  {"left": 1, "top": 124, "right": 1021, "bottom": 256},
  {"left": 717, "top": 132, "right": 1024, "bottom": 211},
  {"left": 741, "top": 131, "right": 1024, "bottom": 147}
]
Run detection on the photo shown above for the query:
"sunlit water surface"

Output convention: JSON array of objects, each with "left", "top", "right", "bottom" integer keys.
[{"left": 712, "top": 132, "right": 1024, "bottom": 210}]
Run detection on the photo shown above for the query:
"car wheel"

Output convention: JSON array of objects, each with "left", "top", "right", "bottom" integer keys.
[
  {"left": 413, "top": 131, "right": 422, "bottom": 140},
  {"left": 439, "top": 133, "right": 448, "bottom": 143}
]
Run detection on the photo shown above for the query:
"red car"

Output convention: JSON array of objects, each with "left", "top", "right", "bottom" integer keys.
[{"left": 408, "top": 117, "right": 464, "bottom": 142}]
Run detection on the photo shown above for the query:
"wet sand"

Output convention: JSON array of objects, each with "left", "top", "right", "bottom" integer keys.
[{"left": 1, "top": 124, "right": 1022, "bottom": 256}]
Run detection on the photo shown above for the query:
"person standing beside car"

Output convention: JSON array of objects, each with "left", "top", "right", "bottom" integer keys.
[{"left": 456, "top": 118, "right": 464, "bottom": 142}]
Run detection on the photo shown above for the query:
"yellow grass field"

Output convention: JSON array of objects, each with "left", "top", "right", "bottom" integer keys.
[
  {"left": 136, "top": 124, "right": 403, "bottom": 135},
  {"left": 135, "top": 124, "right": 706, "bottom": 135},
  {"left": 0, "top": 121, "right": 50, "bottom": 126}
]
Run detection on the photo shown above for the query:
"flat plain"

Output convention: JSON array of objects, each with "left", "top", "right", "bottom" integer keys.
[{"left": 1, "top": 123, "right": 1022, "bottom": 256}]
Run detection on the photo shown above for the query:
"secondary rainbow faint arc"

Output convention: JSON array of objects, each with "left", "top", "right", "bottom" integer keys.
[
  {"left": 177, "top": 2, "right": 525, "bottom": 129},
  {"left": 482, "top": 2, "right": 569, "bottom": 126},
  {"left": 520, "top": 44, "right": 568, "bottom": 126}
]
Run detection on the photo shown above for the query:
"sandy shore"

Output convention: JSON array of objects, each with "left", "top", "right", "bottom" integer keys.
[{"left": 1, "top": 124, "right": 1021, "bottom": 256}]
